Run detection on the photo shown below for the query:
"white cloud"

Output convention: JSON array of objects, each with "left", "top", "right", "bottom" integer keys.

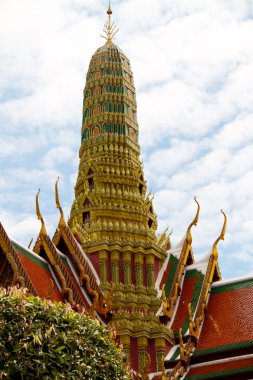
[{"left": 42, "top": 146, "right": 75, "bottom": 168}]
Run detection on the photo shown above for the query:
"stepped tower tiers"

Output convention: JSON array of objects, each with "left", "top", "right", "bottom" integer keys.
[{"left": 69, "top": 5, "right": 173, "bottom": 372}]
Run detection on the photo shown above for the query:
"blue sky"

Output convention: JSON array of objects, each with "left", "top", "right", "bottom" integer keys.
[{"left": 1, "top": 0, "right": 253, "bottom": 279}]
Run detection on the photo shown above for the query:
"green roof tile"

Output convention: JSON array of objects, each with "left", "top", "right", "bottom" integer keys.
[{"left": 211, "top": 278, "right": 253, "bottom": 295}]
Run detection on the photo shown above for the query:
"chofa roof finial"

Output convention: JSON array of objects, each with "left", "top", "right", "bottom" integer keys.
[
  {"left": 36, "top": 189, "right": 48, "bottom": 238},
  {"left": 212, "top": 209, "right": 227, "bottom": 259},
  {"left": 101, "top": 2, "right": 119, "bottom": 44},
  {"left": 186, "top": 196, "right": 200, "bottom": 244},
  {"left": 55, "top": 177, "right": 67, "bottom": 229}
]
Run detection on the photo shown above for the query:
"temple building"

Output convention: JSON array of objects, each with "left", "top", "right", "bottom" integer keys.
[{"left": 0, "top": 5, "right": 253, "bottom": 380}]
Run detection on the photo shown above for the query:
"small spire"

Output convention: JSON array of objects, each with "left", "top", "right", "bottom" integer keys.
[
  {"left": 55, "top": 177, "right": 67, "bottom": 229},
  {"left": 36, "top": 189, "right": 47, "bottom": 238},
  {"left": 101, "top": 2, "right": 119, "bottom": 45}
]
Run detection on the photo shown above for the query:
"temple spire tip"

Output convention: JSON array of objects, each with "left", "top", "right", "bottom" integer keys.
[
  {"left": 101, "top": 2, "right": 119, "bottom": 45},
  {"left": 107, "top": 1, "right": 112, "bottom": 15}
]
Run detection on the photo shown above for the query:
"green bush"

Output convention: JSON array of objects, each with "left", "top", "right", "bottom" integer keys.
[{"left": 0, "top": 287, "right": 128, "bottom": 380}]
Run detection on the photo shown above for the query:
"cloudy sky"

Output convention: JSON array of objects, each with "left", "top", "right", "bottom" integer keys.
[{"left": 1, "top": 0, "right": 253, "bottom": 279}]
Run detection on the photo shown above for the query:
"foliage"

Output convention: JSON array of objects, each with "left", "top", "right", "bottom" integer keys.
[{"left": 0, "top": 287, "right": 129, "bottom": 380}]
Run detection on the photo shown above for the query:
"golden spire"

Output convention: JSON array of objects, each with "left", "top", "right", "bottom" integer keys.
[
  {"left": 55, "top": 177, "right": 67, "bottom": 229},
  {"left": 36, "top": 189, "right": 47, "bottom": 238},
  {"left": 101, "top": 2, "right": 119, "bottom": 45},
  {"left": 212, "top": 209, "right": 227, "bottom": 259},
  {"left": 186, "top": 196, "right": 200, "bottom": 245}
]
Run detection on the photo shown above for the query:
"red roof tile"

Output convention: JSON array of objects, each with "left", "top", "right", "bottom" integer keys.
[
  {"left": 171, "top": 269, "right": 204, "bottom": 335},
  {"left": 16, "top": 251, "right": 62, "bottom": 302},
  {"left": 160, "top": 258, "right": 173, "bottom": 290},
  {"left": 172, "top": 276, "right": 196, "bottom": 333},
  {"left": 195, "top": 281, "right": 253, "bottom": 354},
  {"left": 187, "top": 357, "right": 253, "bottom": 378}
]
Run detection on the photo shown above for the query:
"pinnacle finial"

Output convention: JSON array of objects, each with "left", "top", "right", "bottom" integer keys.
[{"left": 101, "top": 2, "right": 119, "bottom": 45}]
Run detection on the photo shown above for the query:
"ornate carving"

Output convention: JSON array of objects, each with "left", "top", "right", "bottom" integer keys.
[{"left": 92, "top": 281, "right": 114, "bottom": 315}]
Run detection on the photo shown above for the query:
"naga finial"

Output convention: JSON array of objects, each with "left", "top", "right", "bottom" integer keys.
[
  {"left": 55, "top": 177, "right": 67, "bottom": 229},
  {"left": 36, "top": 189, "right": 47, "bottom": 238},
  {"left": 186, "top": 196, "right": 200, "bottom": 245},
  {"left": 101, "top": 2, "right": 119, "bottom": 45},
  {"left": 212, "top": 209, "right": 227, "bottom": 260}
]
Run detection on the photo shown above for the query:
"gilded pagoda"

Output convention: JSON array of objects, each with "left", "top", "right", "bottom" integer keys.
[{"left": 0, "top": 5, "right": 253, "bottom": 379}]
